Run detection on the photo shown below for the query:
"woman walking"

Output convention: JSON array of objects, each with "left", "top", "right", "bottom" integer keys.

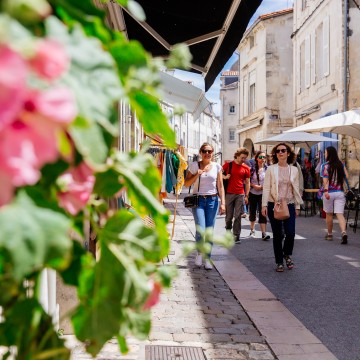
[
  {"left": 249, "top": 151, "right": 270, "bottom": 240},
  {"left": 261, "top": 143, "right": 303, "bottom": 272},
  {"left": 320, "top": 146, "right": 349, "bottom": 244},
  {"left": 184, "top": 143, "right": 226, "bottom": 269}
]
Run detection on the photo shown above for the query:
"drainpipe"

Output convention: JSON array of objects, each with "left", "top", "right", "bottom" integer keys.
[
  {"left": 343, "top": 0, "right": 349, "bottom": 164},
  {"left": 236, "top": 50, "right": 241, "bottom": 147},
  {"left": 344, "top": 0, "right": 348, "bottom": 112}
]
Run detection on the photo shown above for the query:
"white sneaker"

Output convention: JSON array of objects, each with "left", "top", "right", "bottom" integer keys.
[
  {"left": 204, "top": 259, "right": 213, "bottom": 270},
  {"left": 195, "top": 253, "right": 203, "bottom": 267},
  {"left": 249, "top": 230, "right": 255, "bottom": 238}
]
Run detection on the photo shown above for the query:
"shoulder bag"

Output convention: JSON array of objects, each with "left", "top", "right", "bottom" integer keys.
[
  {"left": 274, "top": 166, "right": 291, "bottom": 220},
  {"left": 184, "top": 162, "right": 201, "bottom": 208},
  {"left": 223, "top": 161, "right": 233, "bottom": 194}
]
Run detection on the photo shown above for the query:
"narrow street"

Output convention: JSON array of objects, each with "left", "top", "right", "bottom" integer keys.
[{"left": 222, "top": 212, "right": 360, "bottom": 360}]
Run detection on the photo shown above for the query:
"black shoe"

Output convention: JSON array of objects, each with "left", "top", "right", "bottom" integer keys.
[
  {"left": 262, "top": 233, "right": 270, "bottom": 241},
  {"left": 234, "top": 235, "right": 241, "bottom": 244},
  {"left": 341, "top": 232, "right": 348, "bottom": 244}
]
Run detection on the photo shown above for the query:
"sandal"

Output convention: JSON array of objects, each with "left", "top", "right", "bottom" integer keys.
[
  {"left": 284, "top": 255, "right": 294, "bottom": 269},
  {"left": 324, "top": 234, "right": 333, "bottom": 241},
  {"left": 276, "top": 263, "right": 284, "bottom": 272}
]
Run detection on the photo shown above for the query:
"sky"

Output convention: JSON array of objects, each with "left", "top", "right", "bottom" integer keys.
[{"left": 173, "top": 0, "right": 294, "bottom": 116}]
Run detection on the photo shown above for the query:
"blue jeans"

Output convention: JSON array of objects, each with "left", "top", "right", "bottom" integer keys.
[
  {"left": 192, "top": 195, "right": 219, "bottom": 257},
  {"left": 267, "top": 202, "right": 296, "bottom": 264}
]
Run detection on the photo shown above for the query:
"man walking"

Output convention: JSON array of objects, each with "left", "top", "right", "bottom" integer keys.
[{"left": 222, "top": 148, "right": 250, "bottom": 244}]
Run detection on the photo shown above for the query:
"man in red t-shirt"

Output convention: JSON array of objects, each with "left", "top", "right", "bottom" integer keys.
[{"left": 222, "top": 147, "right": 250, "bottom": 244}]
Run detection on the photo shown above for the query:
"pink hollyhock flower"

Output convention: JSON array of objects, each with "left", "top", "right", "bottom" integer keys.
[
  {"left": 0, "top": 121, "right": 44, "bottom": 186},
  {"left": 143, "top": 280, "right": 162, "bottom": 310},
  {"left": 57, "top": 162, "right": 95, "bottom": 215},
  {"left": 0, "top": 46, "right": 28, "bottom": 130},
  {"left": 30, "top": 39, "right": 69, "bottom": 80},
  {"left": 23, "top": 87, "right": 77, "bottom": 126},
  {"left": 0, "top": 168, "right": 15, "bottom": 206}
]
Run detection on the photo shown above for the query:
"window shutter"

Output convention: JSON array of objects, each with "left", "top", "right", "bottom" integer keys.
[
  {"left": 297, "top": 47, "right": 301, "bottom": 94},
  {"left": 311, "top": 31, "right": 316, "bottom": 84},
  {"left": 323, "top": 15, "right": 330, "bottom": 76},
  {"left": 243, "top": 76, "right": 248, "bottom": 116},
  {"left": 305, "top": 35, "right": 311, "bottom": 88}
]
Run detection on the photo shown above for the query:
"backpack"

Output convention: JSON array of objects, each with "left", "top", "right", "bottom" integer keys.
[{"left": 223, "top": 161, "right": 233, "bottom": 194}]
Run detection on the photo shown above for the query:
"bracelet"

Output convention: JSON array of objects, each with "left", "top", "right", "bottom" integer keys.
[{"left": 323, "top": 189, "right": 328, "bottom": 192}]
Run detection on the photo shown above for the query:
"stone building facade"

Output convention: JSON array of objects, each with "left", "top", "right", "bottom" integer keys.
[
  {"left": 292, "top": 0, "right": 360, "bottom": 185},
  {"left": 237, "top": 9, "right": 294, "bottom": 155}
]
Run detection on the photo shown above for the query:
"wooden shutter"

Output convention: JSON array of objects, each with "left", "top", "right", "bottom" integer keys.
[
  {"left": 311, "top": 31, "right": 316, "bottom": 84},
  {"left": 323, "top": 15, "right": 330, "bottom": 76},
  {"left": 305, "top": 35, "right": 311, "bottom": 88}
]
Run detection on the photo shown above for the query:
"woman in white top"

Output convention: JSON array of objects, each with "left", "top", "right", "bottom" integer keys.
[
  {"left": 261, "top": 143, "right": 303, "bottom": 272},
  {"left": 184, "top": 143, "right": 225, "bottom": 270}
]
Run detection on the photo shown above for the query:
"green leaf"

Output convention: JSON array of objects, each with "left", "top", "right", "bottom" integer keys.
[
  {"left": 59, "top": 240, "right": 90, "bottom": 286},
  {"left": 69, "top": 121, "right": 108, "bottom": 164},
  {"left": 0, "top": 298, "right": 70, "bottom": 360},
  {"left": 0, "top": 192, "right": 72, "bottom": 281},
  {"left": 109, "top": 40, "right": 148, "bottom": 76},
  {"left": 44, "top": 17, "right": 122, "bottom": 161},
  {"left": 94, "top": 168, "right": 123, "bottom": 197},
  {"left": 129, "top": 92, "right": 176, "bottom": 148}
]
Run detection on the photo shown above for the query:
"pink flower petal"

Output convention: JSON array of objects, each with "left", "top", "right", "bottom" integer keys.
[
  {"left": 57, "top": 162, "right": 95, "bottom": 215},
  {"left": 0, "top": 46, "right": 28, "bottom": 130},
  {"left": 25, "top": 87, "right": 77, "bottom": 125},
  {"left": 30, "top": 39, "right": 69, "bottom": 80},
  {"left": 143, "top": 280, "right": 162, "bottom": 310}
]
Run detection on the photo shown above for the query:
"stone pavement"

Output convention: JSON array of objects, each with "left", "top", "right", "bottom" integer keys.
[{"left": 67, "top": 193, "right": 337, "bottom": 359}]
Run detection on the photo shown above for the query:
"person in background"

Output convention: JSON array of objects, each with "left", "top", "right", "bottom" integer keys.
[
  {"left": 184, "top": 143, "right": 226, "bottom": 270},
  {"left": 320, "top": 146, "right": 349, "bottom": 244},
  {"left": 249, "top": 151, "right": 270, "bottom": 240},
  {"left": 262, "top": 143, "right": 303, "bottom": 272},
  {"left": 222, "top": 148, "right": 250, "bottom": 244}
]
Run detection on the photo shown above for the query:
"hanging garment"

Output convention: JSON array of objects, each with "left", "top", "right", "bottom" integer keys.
[
  {"left": 172, "top": 153, "right": 180, "bottom": 178},
  {"left": 165, "top": 150, "right": 177, "bottom": 193},
  {"left": 174, "top": 151, "right": 188, "bottom": 195}
]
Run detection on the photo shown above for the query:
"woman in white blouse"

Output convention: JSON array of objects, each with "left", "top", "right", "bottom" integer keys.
[
  {"left": 184, "top": 143, "right": 225, "bottom": 270},
  {"left": 261, "top": 143, "right": 303, "bottom": 272}
]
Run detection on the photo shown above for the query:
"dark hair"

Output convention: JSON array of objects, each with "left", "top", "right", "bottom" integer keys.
[
  {"left": 271, "top": 143, "right": 296, "bottom": 164},
  {"left": 325, "top": 146, "right": 345, "bottom": 188},
  {"left": 234, "top": 147, "right": 249, "bottom": 159},
  {"left": 253, "top": 151, "right": 266, "bottom": 184}
]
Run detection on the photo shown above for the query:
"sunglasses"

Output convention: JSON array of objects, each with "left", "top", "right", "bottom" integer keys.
[
  {"left": 201, "top": 149, "right": 213, "bottom": 154},
  {"left": 276, "top": 148, "right": 287, "bottom": 154},
  {"left": 258, "top": 156, "right": 266, "bottom": 159}
]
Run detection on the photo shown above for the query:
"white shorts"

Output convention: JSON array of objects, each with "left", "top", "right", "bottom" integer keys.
[{"left": 323, "top": 191, "right": 346, "bottom": 214}]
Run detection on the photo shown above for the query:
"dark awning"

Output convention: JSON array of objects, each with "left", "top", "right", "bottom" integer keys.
[{"left": 102, "top": 0, "right": 262, "bottom": 91}]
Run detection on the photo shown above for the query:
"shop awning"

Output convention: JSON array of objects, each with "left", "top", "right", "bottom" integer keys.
[
  {"left": 158, "top": 71, "right": 210, "bottom": 120},
  {"left": 102, "top": 0, "right": 262, "bottom": 91}
]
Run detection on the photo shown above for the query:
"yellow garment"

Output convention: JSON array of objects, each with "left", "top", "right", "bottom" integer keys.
[{"left": 174, "top": 151, "right": 188, "bottom": 195}]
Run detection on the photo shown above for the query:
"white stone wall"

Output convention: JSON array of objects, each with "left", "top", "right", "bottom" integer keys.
[
  {"left": 220, "top": 81, "right": 240, "bottom": 162},
  {"left": 237, "top": 10, "right": 294, "bottom": 154},
  {"left": 292, "top": 0, "right": 343, "bottom": 122}
]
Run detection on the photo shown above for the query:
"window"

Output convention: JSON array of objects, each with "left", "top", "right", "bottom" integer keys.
[
  {"left": 229, "top": 105, "right": 236, "bottom": 114},
  {"left": 323, "top": 16, "right": 330, "bottom": 76},
  {"left": 248, "top": 70, "right": 256, "bottom": 114},
  {"left": 249, "top": 35, "right": 254, "bottom": 49},
  {"left": 229, "top": 129, "right": 235, "bottom": 142},
  {"left": 315, "top": 23, "right": 323, "bottom": 81},
  {"left": 305, "top": 35, "right": 310, "bottom": 88},
  {"left": 249, "top": 84, "right": 256, "bottom": 113},
  {"left": 299, "top": 41, "right": 305, "bottom": 92}
]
